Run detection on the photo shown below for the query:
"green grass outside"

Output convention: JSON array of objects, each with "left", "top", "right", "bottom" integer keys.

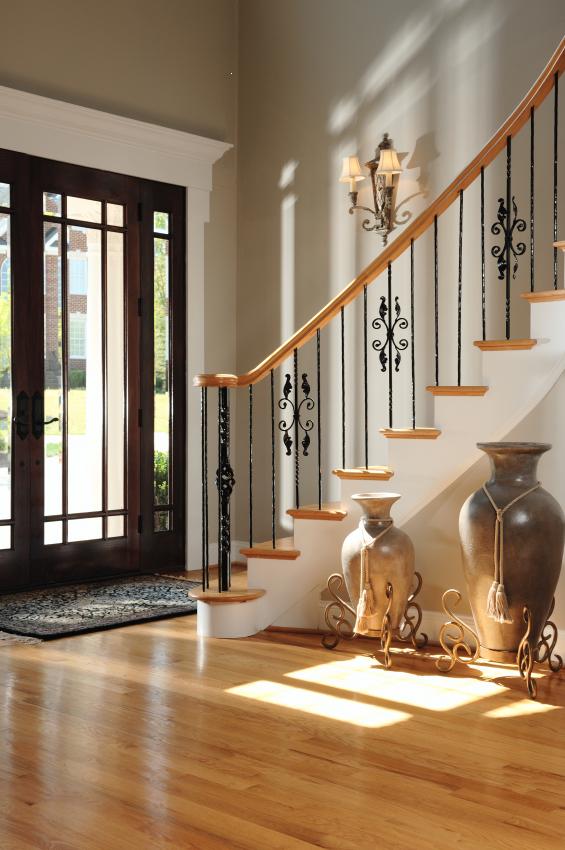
[{"left": 0, "top": 388, "right": 170, "bottom": 437}]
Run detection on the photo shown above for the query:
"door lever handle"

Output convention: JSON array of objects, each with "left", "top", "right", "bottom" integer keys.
[{"left": 31, "top": 392, "right": 58, "bottom": 439}]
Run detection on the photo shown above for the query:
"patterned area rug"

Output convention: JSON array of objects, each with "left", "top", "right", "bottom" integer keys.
[{"left": 0, "top": 575, "right": 200, "bottom": 639}]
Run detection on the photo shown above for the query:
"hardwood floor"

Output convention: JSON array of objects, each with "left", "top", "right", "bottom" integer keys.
[{"left": 0, "top": 614, "right": 564, "bottom": 849}]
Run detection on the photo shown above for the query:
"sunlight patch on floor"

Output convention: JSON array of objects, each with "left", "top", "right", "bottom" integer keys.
[
  {"left": 227, "top": 680, "right": 411, "bottom": 728},
  {"left": 483, "top": 699, "right": 560, "bottom": 719},
  {"left": 286, "top": 655, "right": 503, "bottom": 711}
]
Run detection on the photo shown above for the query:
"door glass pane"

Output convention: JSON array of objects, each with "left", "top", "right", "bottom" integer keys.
[
  {"left": 0, "top": 525, "right": 11, "bottom": 549},
  {"left": 44, "top": 222, "right": 63, "bottom": 516},
  {"left": 107, "top": 232, "right": 125, "bottom": 511},
  {"left": 68, "top": 517, "right": 102, "bottom": 542},
  {"left": 154, "top": 212, "right": 169, "bottom": 234},
  {"left": 67, "top": 226, "right": 103, "bottom": 514},
  {"left": 154, "top": 511, "right": 170, "bottom": 532},
  {"left": 44, "top": 521, "right": 62, "bottom": 545},
  {"left": 43, "top": 192, "right": 62, "bottom": 217},
  {"left": 107, "top": 515, "right": 124, "bottom": 538},
  {"left": 154, "top": 236, "right": 170, "bottom": 509},
  {"left": 0, "top": 184, "right": 10, "bottom": 207},
  {"left": 67, "top": 196, "right": 102, "bottom": 224},
  {"left": 0, "top": 213, "right": 12, "bottom": 523},
  {"left": 107, "top": 203, "right": 124, "bottom": 227}
]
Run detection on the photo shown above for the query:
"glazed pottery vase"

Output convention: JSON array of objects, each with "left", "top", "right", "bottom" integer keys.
[
  {"left": 342, "top": 493, "right": 415, "bottom": 635},
  {"left": 459, "top": 442, "right": 564, "bottom": 661}
]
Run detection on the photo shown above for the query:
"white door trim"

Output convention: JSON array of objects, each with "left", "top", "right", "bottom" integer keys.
[{"left": 0, "top": 84, "right": 232, "bottom": 569}]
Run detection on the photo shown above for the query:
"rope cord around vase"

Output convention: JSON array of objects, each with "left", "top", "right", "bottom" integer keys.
[
  {"left": 482, "top": 482, "right": 540, "bottom": 624},
  {"left": 355, "top": 519, "right": 393, "bottom": 634}
]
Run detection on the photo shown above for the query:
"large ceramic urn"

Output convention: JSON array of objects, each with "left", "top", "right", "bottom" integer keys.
[
  {"left": 342, "top": 493, "right": 415, "bottom": 636},
  {"left": 459, "top": 442, "right": 564, "bottom": 661}
]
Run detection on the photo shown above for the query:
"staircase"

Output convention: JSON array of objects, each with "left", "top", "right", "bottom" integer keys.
[{"left": 192, "top": 40, "right": 565, "bottom": 639}]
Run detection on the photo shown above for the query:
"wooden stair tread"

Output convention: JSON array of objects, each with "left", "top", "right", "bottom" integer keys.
[
  {"left": 287, "top": 503, "right": 347, "bottom": 521},
  {"left": 189, "top": 588, "right": 265, "bottom": 604},
  {"left": 332, "top": 466, "right": 394, "bottom": 481},
  {"left": 474, "top": 338, "right": 537, "bottom": 351},
  {"left": 426, "top": 385, "right": 488, "bottom": 396},
  {"left": 521, "top": 290, "right": 565, "bottom": 302},
  {"left": 380, "top": 427, "right": 441, "bottom": 439},
  {"left": 554, "top": 240, "right": 565, "bottom": 250},
  {"left": 240, "top": 537, "right": 300, "bottom": 560}
]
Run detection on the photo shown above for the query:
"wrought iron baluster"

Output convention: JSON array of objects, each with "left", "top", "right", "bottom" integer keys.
[
  {"left": 410, "top": 239, "right": 415, "bottom": 429},
  {"left": 490, "top": 135, "right": 526, "bottom": 336},
  {"left": 553, "top": 71, "right": 559, "bottom": 290},
  {"left": 216, "top": 387, "right": 235, "bottom": 592},
  {"left": 457, "top": 190, "right": 464, "bottom": 386},
  {"left": 363, "top": 284, "right": 368, "bottom": 469},
  {"left": 248, "top": 384, "right": 253, "bottom": 549},
  {"left": 434, "top": 215, "right": 439, "bottom": 385},
  {"left": 340, "top": 305, "right": 345, "bottom": 469},
  {"left": 481, "top": 167, "right": 486, "bottom": 340},
  {"left": 530, "top": 107, "right": 535, "bottom": 293},
  {"left": 270, "top": 369, "right": 276, "bottom": 548},
  {"left": 317, "top": 328, "right": 322, "bottom": 510},
  {"left": 372, "top": 263, "right": 408, "bottom": 430},
  {"left": 293, "top": 349, "right": 300, "bottom": 508},
  {"left": 506, "top": 135, "right": 511, "bottom": 334}
]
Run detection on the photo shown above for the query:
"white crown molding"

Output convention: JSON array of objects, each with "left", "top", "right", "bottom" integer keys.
[{"left": 0, "top": 84, "right": 232, "bottom": 190}]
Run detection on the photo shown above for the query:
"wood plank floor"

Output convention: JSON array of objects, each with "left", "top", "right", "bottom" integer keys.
[{"left": 0, "top": 615, "right": 564, "bottom": 849}]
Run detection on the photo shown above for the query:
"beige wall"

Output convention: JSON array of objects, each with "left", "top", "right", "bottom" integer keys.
[
  {"left": 0, "top": 0, "right": 238, "bottom": 372},
  {"left": 234, "top": 1, "right": 565, "bottom": 557}
]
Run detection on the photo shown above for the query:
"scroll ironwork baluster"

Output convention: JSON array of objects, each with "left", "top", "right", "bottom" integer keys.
[
  {"left": 293, "top": 349, "right": 299, "bottom": 508},
  {"left": 317, "top": 328, "right": 322, "bottom": 510},
  {"left": 372, "top": 263, "right": 408, "bottom": 429},
  {"left": 490, "top": 135, "right": 526, "bottom": 337},
  {"left": 553, "top": 71, "right": 559, "bottom": 290},
  {"left": 270, "top": 369, "right": 276, "bottom": 548},
  {"left": 434, "top": 215, "right": 439, "bottom": 385},
  {"left": 530, "top": 107, "right": 535, "bottom": 293},
  {"left": 216, "top": 387, "right": 235, "bottom": 592},
  {"left": 481, "top": 167, "right": 486, "bottom": 340},
  {"left": 340, "top": 305, "right": 345, "bottom": 469},
  {"left": 410, "top": 239, "right": 415, "bottom": 429},
  {"left": 248, "top": 384, "right": 253, "bottom": 548},
  {"left": 363, "top": 284, "right": 368, "bottom": 469},
  {"left": 457, "top": 190, "right": 463, "bottom": 386}
]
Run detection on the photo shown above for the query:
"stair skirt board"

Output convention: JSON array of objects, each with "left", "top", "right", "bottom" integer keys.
[
  {"left": 426, "top": 386, "right": 489, "bottom": 396},
  {"left": 473, "top": 339, "right": 537, "bottom": 351}
]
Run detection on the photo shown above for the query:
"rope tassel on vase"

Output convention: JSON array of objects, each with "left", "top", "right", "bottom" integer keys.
[
  {"left": 354, "top": 519, "right": 392, "bottom": 634},
  {"left": 482, "top": 482, "right": 540, "bottom": 624}
]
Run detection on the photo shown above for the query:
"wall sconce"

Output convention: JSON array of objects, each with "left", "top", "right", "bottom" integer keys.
[{"left": 339, "top": 133, "right": 402, "bottom": 245}]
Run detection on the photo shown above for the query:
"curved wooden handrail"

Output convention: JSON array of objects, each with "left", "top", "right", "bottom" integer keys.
[{"left": 195, "top": 37, "right": 565, "bottom": 389}]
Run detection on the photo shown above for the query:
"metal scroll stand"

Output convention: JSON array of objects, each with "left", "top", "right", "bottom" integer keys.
[
  {"left": 436, "top": 589, "right": 563, "bottom": 699},
  {"left": 322, "top": 572, "right": 428, "bottom": 668}
]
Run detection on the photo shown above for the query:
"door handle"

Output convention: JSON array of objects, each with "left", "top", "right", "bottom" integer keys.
[
  {"left": 13, "top": 391, "right": 30, "bottom": 440},
  {"left": 32, "top": 392, "right": 59, "bottom": 440}
]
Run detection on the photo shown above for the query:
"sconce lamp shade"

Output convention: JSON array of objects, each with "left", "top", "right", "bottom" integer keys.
[
  {"left": 376, "top": 147, "right": 402, "bottom": 175},
  {"left": 339, "top": 156, "right": 365, "bottom": 184}
]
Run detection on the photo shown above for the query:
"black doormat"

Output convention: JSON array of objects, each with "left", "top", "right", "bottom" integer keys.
[{"left": 0, "top": 575, "right": 200, "bottom": 639}]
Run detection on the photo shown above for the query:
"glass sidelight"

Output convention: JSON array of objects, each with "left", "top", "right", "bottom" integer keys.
[
  {"left": 0, "top": 186, "right": 12, "bottom": 548},
  {"left": 42, "top": 194, "right": 126, "bottom": 544}
]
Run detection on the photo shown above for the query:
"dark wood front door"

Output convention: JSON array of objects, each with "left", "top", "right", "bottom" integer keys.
[{"left": 0, "top": 149, "right": 185, "bottom": 592}]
